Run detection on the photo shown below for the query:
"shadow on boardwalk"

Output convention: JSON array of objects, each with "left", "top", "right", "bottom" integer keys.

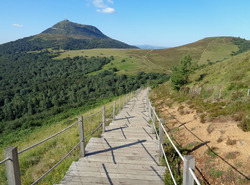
[{"left": 58, "top": 89, "right": 166, "bottom": 185}]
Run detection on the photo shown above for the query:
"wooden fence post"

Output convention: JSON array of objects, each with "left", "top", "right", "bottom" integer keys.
[
  {"left": 119, "top": 98, "right": 121, "bottom": 113},
  {"left": 78, "top": 115, "right": 85, "bottom": 157},
  {"left": 113, "top": 101, "right": 116, "bottom": 120},
  {"left": 153, "top": 107, "right": 156, "bottom": 126},
  {"left": 148, "top": 101, "right": 151, "bottom": 120},
  {"left": 123, "top": 96, "right": 125, "bottom": 108},
  {"left": 159, "top": 119, "right": 164, "bottom": 158},
  {"left": 247, "top": 89, "right": 250, "bottom": 101},
  {"left": 4, "top": 146, "right": 21, "bottom": 185},
  {"left": 183, "top": 155, "right": 195, "bottom": 185},
  {"left": 103, "top": 106, "right": 105, "bottom": 133},
  {"left": 219, "top": 88, "right": 222, "bottom": 99}
]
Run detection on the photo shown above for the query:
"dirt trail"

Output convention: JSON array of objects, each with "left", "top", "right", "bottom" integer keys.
[{"left": 158, "top": 101, "right": 250, "bottom": 185}]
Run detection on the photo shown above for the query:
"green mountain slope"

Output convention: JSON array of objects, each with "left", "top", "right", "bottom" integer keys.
[
  {"left": 54, "top": 37, "right": 249, "bottom": 75},
  {"left": 146, "top": 37, "right": 241, "bottom": 71},
  {"left": 152, "top": 50, "right": 250, "bottom": 130},
  {"left": 0, "top": 20, "right": 136, "bottom": 55},
  {"left": 188, "top": 50, "right": 250, "bottom": 97}
]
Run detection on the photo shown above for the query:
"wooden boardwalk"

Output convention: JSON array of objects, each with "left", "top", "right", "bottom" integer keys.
[{"left": 57, "top": 89, "right": 166, "bottom": 185}]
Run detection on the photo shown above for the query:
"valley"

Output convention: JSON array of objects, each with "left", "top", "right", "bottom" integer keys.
[{"left": 0, "top": 19, "right": 249, "bottom": 184}]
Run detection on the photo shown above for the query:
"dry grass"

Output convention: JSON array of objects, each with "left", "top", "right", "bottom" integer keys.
[
  {"left": 147, "top": 37, "right": 238, "bottom": 68},
  {"left": 0, "top": 94, "right": 128, "bottom": 185},
  {"left": 54, "top": 37, "right": 239, "bottom": 76}
]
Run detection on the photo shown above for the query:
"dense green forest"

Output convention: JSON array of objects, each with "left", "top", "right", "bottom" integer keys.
[
  {"left": 0, "top": 52, "right": 168, "bottom": 142},
  {"left": 231, "top": 37, "right": 250, "bottom": 55},
  {"left": 0, "top": 37, "right": 136, "bottom": 56}
]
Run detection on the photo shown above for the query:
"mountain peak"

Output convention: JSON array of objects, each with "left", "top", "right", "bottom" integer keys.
[
  {"left": 42, "top": 20, "right": 109, "bottom": 40},
  {"left": 0, "top": 20, "right": 137, "bottom": 53}
]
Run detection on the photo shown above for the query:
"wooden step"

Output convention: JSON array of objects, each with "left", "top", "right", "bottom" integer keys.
[{"left": 57, "top": 89, "right": 165, "bottom": 185}]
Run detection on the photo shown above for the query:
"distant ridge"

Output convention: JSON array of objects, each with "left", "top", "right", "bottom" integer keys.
[
  {"left": 136, "top": 45, "right": 169, "bottom": 49},
  {"left": 0, "top": 20, "right": 137, "bottom": 54},
  {"left": 145, "top": 37, "right": 245, "bottom": 69}
]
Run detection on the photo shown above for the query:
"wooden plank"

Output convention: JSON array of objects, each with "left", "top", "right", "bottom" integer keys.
[{"left": 58, "top": 89, "right": 165, "bottom": 185}]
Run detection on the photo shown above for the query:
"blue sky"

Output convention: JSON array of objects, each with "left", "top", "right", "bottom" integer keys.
[{"left": 0, "top": 0, "right": 249, "bottom": 47}]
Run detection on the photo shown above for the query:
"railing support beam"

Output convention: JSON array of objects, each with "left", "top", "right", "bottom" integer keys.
[
  {"left": 123, "top": 96, "right": 125, "bottom": 108},
  {"left": 113, "top": 101, "right": 116, "bottom": 121},
  {"left": 4, "top": 146, "right": 21, "bottom": 185},
  {"left": 119, "top": 98, "right": 121, "bottom": 113},
  {"left": 103, "top": 106, "right": 105, "bottom": 133},
  {"left": 153, "top": 107, "right": 156, "bottom": 126},
  {"left": 78, "top": 115, "right": 85, "bottom": 157},
  {"left": 183, "top": 155, "right": 195, "bottom": 185},
  {"left": 159, "top": 119, "right": 164, "bottom": 158}
]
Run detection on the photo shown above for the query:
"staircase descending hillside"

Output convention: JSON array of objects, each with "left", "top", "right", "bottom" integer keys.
[{"left": 57, "top": 89, "right": 166, "bottom": 185}]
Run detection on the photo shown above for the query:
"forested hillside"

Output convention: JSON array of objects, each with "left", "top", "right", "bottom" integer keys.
[{"left": 0, "top": 51, "right": 168, "bottom": 144}]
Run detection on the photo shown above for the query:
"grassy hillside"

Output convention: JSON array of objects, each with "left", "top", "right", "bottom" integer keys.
[
  {"left": 147, "top": 37, "right": 238, "bottom": 70},
  {"left": 188, "top": 50, "right": 250, "bottom": 94},
  {"left": 0, "top": 94, "right": 125, "bottom": 185},
  {"left": 152, "top": 50, "right": 250, "bottom": 131},
  {"left": 150, "top": 51, "right": 250, "bottom": 185},
  {"left": 55, "top": 48, "right": 167, "bottom": 75},
  {"left": 55, "top": 37, "right": 242, "bottom": 75}
]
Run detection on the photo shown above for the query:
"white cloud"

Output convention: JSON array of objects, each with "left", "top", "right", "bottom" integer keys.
[
  {"left": 89, "top": 0, "right": 115, "bottom": 13},
  {"left": 97, "top": 7, "right": 115, "bottom": 13},
  {"left": 107, "top": 0, "right": 114, "bottom": 4},
  {"left": 93, "top": 0, "right": 106, "bottom": 8},
  {"left": 12, "top": 24, "right": 24, "bottom": 28}
]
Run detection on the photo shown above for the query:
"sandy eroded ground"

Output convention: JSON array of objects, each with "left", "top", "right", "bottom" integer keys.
[{"left": 157, "top": 101, "right": 249, "bottom": 185}]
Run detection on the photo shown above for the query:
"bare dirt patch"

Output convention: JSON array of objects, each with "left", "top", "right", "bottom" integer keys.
[{"left": 158, "top": 102, "right": 250, "bottom": 185}]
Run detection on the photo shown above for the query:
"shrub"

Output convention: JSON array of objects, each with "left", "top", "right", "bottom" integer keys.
[
  {"left": 200, "top": 113, "right": 207, "bottom": 123},
  {"left": 170, "top": 54, "right": 194, "bottom": 90}
]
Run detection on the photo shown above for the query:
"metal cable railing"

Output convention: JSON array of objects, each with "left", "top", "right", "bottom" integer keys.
[
  {"left": 18, "top": 120, "right": 80, "bottom": 154},
  {"left": 84, "top": 122, "right": 103, "bottom": 140},
  {"left": 0, "top": 157, "right": 10, "bottom": 165},
  {"left": 31, "top": 141, "right": 81, "bottom": 185},
  {"left": 1, "top": 91, "right": 136, "bottom": 185},
  {"left": 161, "top": 144, "right": 177, "bottom": 185},
  {"left": 147, "top": 94, "right": 201, "bottom": 185},
  {"left": 30, "top": 109, "right": 105, "bottom": 184},
  {"left": 189, "top": 168, "right": 201, "bottom": 185},
  {"left": 83, "top": 109, "right": 102, "bottom": 121},
  {"left": 161, "top": 122, "right": 184, "bottom": 161}
]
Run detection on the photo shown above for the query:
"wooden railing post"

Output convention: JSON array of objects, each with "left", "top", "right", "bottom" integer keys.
[
  {"left": 113, "top": 101, "right": 116, "bottom": 120},
  {"left": 153, "top": 107, "right": 156, "bottom": 126},
  {"left": 159, "top": 119, "right": 164, "bottom": 158},
  {"left": 123, "top": 96, "right": 125, "bottom": 108},
  {"left": 247, "top": 89, "right": 250, "bottom": 101},
  {"left": 219, "top": 88, "right": 222, "bottom": 99},
  {"left": 146, "top": 97, "right": 149, "bottom": 112},
  {"left": 4, "top": 146, "right": 21, "bottom": 185},
  {"left": 119, "top": 97, "right": 121, "bottom": 113},
  {"left": 183, "top": 155, "right": 195, "bottom": 185},
  {"left": 148, "top": 100, "right": 151, "bottom": 120},
  {"left": 103, "top": 106, "right": 105, "bottom": 133},
  {"left": 78, "top": 115, "right": 85, "bottom": 157}
]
